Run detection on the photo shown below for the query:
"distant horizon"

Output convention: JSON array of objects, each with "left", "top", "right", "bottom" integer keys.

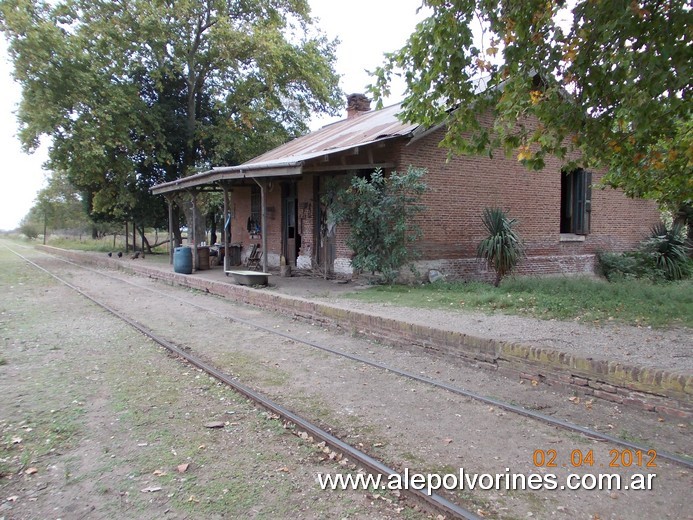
[{"left": 0, "top": 0, "right": 428, "bottom": 231}]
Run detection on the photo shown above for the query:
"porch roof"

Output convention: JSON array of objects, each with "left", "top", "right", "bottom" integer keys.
[{"left": 151, "top": 102, "right": 419, "bottom": 195}]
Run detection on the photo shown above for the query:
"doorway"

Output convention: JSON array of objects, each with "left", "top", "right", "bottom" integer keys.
[{"left": 282, "top": 182, "right": 299, "bottom": 266}]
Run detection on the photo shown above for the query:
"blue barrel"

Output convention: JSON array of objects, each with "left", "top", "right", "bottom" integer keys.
[{"left": 173, "top": 246, "right": 192, "bottom": 274}]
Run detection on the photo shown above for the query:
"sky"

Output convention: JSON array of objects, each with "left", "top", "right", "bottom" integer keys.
[{"left": 0, "top": 0, "right": 428, "bottom": 231}]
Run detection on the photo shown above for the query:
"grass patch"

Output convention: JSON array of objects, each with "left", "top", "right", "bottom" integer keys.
[
  {"left": 343, "top": 276, "right": 692, "bottom": 328},
  {"left": 216, "top": 351, "right": 290, "bottom": 387},
  {"left": 23, "top": 234, "right": 171, "bottom": 254}
]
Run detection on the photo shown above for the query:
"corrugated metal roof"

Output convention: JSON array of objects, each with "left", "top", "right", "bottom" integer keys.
[
  {"left": 240, "top": 102, "right": 418, "bottom": 167},
  {"left": 151, "top": 102, "right": 419, "bottom": 194}
]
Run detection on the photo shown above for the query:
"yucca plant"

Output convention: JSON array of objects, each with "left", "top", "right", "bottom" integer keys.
[
  {"left": 640, "top": 222, "right": 690, "bottom": 281},
  {"left": 477, "top": 208, "right": 524, "bottom": 287}
]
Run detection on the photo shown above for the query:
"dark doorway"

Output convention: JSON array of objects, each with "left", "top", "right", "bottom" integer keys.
[{"left": 282, "top": 182, "right": 299, "bottom": 266}]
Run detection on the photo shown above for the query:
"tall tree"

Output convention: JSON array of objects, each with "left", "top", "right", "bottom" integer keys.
[
  {"left": 1, "top": 0, "right": 342, "bottom": 227},
  {"left": 369, "top": 0, "right": 691, "bottom": 211},
  {"left": 23, "top": 170, "right": 90, "bottom": 237}
]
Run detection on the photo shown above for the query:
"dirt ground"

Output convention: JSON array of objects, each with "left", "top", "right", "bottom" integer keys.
[
  {"left": 1, "top": 245, "right": 691, "bottom": 519},
  {"left": 0, "top": 248, "right": 417, "bottom": 520},
  {"left": 123, "top": 252, "right": 693, "bottom": 374}
]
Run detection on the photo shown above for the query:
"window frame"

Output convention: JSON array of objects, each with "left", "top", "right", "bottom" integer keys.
[{"left": 560, "top": 168, "right": 592, "bottom": 236}]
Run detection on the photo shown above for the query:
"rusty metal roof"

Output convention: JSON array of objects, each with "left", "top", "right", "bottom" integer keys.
[
  {"left": 151, "top": 102, "right": 419, "bottom": 194},
  {"left": 242, "top": 102, "right": 417, "bottom": 167}
]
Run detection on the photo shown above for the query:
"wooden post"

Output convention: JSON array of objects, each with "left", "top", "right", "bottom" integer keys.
[
  {"left": 252, "top": 178, "right": 268, "bottom": 273},
  {"left": 191, "top": 191, "right": 197, "bottom": 272},
  {"left": 167, "top": 196, "right": 174, "bottom": 265},
  {"left": 261, "top": 181, "right": 267, "bottom": 273},
  {"left": 223, "top": 184, "right": 229, "bottom": 271}
]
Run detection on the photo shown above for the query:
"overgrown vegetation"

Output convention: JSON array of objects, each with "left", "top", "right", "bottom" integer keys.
[
  {"left": 476, "top": 208, "right": 524, "bottom": 287},
  {"left": 598, "top": 222, "right": 691, "bottom": 282},
  {"left": 369, "top": 0, "right": 692, "bottom": 214},
  {"left": 327, "top": 167, "right": 427, "bottom": 284},
  {"left": 342, "top": 277, "right": 692, "bottom": 328}
]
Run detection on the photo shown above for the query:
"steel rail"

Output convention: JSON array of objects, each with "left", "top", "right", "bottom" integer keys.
[
  {"left": 8, "top": 245, "right": 482, "bottom": 520},
  {"left": 14, "top": 246, "right": 693, "bottom": 469}
]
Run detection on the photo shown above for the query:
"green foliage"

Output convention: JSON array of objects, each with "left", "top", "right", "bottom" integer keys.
[
  {"left": 596, "top": 251, "right": 645, "bottom": 282},
  {"left": 26, "top": 170, "right": 90, "bottom": 233},
  {"left": 368, "top": 0, "right": 692, "bottom": 210},
  {"left": 0, "top": 0, "right": 342, "bottom": 226},
  {"left": 343, "top": 277, "right": 692, "bottom": 328},
  {"left": 640, "top": 222, "right": 691, "bottom": 281},
  {"left": 19, "top": 220, "right": 39, "bottom": 239},
  {"left": 328, "top": 167, "right": 427, "bottom": 284},
  {"left": 598, "top": 223, "right": 691, "bottom": 282},
  {"left": 476, "top": 208, "right": 523, "bottom": 287}
]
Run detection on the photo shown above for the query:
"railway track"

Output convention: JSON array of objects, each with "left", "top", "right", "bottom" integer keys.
[
  {"left": 12, "top": 245, "right": 691, "bottom": 469},
  {"left": 5, "top": 245, "right": 482, "bottom": 519},
  {"left": 5, "top": 244, "right": 692, "bottom": 519}
]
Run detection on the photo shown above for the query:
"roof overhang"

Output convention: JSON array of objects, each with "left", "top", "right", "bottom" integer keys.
[{"left": 151, "top": 162, "right": 303, "bottom": 195}]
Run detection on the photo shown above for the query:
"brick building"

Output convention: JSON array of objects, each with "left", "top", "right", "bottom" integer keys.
[{"left": 152, "top": 94, "right": 660, "bottom": 281}]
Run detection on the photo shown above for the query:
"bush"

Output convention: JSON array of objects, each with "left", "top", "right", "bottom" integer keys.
[
  {"left": 476, "top": 208, "right": 524, "bottom": 287},
  {"left": 641, "top": 222, "right": 690, "bottom": 281},
  {"left": 19, "top": 222, "right": 39, "bottom": 240},
  {"left": 597, "top": 251, "right": 645, "bottom": 281},
  {"left": 328, "top": 167, "right": 427, "bottom": 284},
  {"left": 597, "top": 222, "right": 691, "bottom": 282}
]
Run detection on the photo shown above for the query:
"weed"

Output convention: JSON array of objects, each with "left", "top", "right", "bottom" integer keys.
[
  {"left": 618, "top": 429, "right": 647, "bottom": 445},
  {"left": 343, "top": 276, "right": 693, "bottom": 328}
]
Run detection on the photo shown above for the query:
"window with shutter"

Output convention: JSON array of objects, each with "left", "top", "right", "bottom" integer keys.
[{"left": 560, "top": 169, "right": 592, "bottom": 235}]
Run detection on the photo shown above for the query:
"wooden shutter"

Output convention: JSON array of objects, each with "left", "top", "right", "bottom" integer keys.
[{"left": 573, "top": 169, "right": 591, "bottom": 235}]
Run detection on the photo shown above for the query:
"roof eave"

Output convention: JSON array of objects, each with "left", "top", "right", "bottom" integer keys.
[{"left": 150, "top": 162, "right": 304, "bottom": 195}]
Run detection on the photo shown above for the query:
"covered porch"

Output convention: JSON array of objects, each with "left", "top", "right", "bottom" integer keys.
[{"left": 150, "top": 97, "right": 416, "bottom": 277}]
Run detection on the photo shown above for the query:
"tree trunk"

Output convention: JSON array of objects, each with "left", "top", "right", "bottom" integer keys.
[
  {"left": 91, "top": 225, "right": 98, "bottom": 239},
  {"left": 139, "top": 225, "right": 152, "bottom": 254},
  {"left": 178, "top": 194, "right": 205, "bottom": 247}
]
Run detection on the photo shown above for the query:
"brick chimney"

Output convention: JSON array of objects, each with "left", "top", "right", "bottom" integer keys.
[{"left": 346, "top": 93, "right": 371, "bottom": 119}]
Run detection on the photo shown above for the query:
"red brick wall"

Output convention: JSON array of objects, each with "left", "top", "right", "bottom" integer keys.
[
  {"left": 228, "top": 184, "right": 282, "bottom": 266},
  {"left": 394, "top": 126, "right": 661, "bottom": 279},
  {"left": 228, "top": 126, "right": 660, "bottom": 279},
  {"left": 227, "top": 178, "right": 319, "bottom": 268},
  {"left": 297, "top": 176, "right": 316, "bottom": 268}
]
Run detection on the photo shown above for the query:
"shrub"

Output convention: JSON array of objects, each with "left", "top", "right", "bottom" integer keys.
[
  {"left": 640, "top": 222, "right": 690, "bottom": 281},
  {"left": 596, "top": 251, "right": 644, "bottom": 281},
  {"left": 19, "top": 222, "right": 39, "bottom": 240},
  {"left": 597, "top": 222, "right": 691, "bottom": 282},
  {"left": 328, "top": 167, "right": 427, "bottom": 284},
  {"left": 476, "top": 207, "right": 524, "bottom": 287}
]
